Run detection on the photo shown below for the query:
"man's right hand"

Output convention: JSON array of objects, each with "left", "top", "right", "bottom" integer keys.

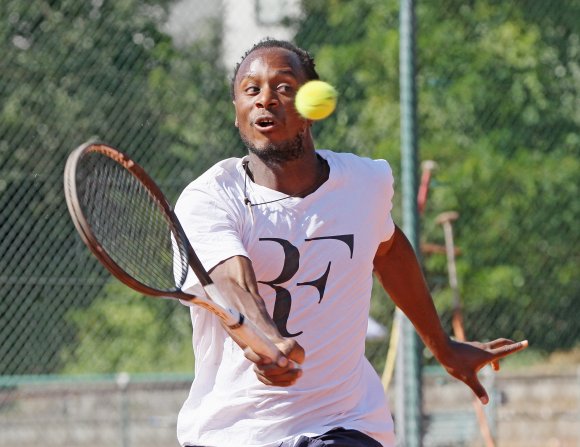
[
  {"left": 244, "top": 338, "right": 305, "bottom": 387},
  {"left": 210, "top": 255, "right": 306, "bottom": 386}
]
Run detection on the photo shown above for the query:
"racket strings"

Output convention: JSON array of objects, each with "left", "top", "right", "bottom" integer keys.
[{"left": 76, "top": 153, "right": 189, "bottom": 292}]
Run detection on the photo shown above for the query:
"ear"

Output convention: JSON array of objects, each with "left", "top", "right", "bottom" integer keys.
[{"left": 233, "top": 100, "right": 239, "bottom": 128}]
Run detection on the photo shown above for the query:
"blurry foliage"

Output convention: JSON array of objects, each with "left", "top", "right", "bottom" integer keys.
[
  {"left": 0, "top": 0, "right": 174, "bottom": 374},
  {"left": 61, "top": 281, "right": 192, "bottom": 374},
  {"left": 145, "top": 17, "right": 242, "bottom": 197},
  {"left": 0, "top": 0, "right": 233, "bottom": 374},
  {"left": 0, "top": 0, "right": 577, "bottom": 374},
  {"left": 295, "top": 0, "right": 579, "bottom": 363}
]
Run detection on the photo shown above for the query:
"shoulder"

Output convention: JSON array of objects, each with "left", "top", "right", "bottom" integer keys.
[
  {"left": 175, "top": 157, "right": 245, "bottom": 214},
  {"left": 184, "top": 157, "right": 243, "bottom": 191},
  {"left": 319, "top": 150, "right": 393, "bottom": 183},
  {"left": 178, "top": 158, "right": 243, "bottom": 199}
]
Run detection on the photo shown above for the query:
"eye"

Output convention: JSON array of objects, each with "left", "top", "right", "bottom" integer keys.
[
  {"left": 277, "top": 84, "right": 294, "bottom": 94},
  {"left": 245, "top": 86, "right": 259, "bottom": 95}
]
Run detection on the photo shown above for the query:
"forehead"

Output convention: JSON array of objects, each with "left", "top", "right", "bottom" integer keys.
[{"left": 235, "top": 47, "right": 306, "bottom": 84}]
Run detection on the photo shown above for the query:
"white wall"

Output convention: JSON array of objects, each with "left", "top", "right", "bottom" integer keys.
[
  {"left": 164, "top": 0, "right": 301, "bottom": 69},
  {"left": 222, "top": 0, "right": 301, "bottom": 69}
]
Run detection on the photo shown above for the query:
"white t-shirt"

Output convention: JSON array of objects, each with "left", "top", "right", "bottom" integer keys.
[{"left": 175, "top": 150, "right": 396, "bottom": 447}]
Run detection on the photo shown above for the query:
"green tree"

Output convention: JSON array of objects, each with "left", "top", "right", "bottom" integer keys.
[
  {"left": 61, "top": 281, "right": 192, "bottom": 374},
  {"left": 146, "top": 21, "right": 242, "bottom": 200},
  {"left": 56, "top": 19, "right": 241, "bottom": 375},
  {"left": 2, "top": 0, "right": 577, "bottom": 377},
  {"left": 294, "top": 0, "right": 579, "bottom": 361},
  {"left": 416, "top": 1, "right": 579, "bottom": 351},
  {"left": 0, "top": 0, "right": 231, "bottom": 374},
  {"left": 0, "top": 0, "right": 170, "bottom": 374}
]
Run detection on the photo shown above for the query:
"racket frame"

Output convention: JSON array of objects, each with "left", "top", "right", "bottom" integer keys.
[{"left": 64, "top": 142, "right": 284, "bottom": 362}]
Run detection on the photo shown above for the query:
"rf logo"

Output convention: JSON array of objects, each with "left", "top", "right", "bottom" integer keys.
[{"left": 258, "top": 235, "right": 354, "bottom": 337}]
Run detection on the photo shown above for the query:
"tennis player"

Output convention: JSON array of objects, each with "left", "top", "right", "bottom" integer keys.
[{"left": 174, "top": 39, "right": 527, "bottom": 447}]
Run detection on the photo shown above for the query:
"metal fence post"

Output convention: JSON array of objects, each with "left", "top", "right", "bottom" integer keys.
[
  {"left": 117, "top": 372, "right": 131, "bottom": 447},
  {"left": 577, "top": 366, "right": 580, "bottom": 447},
  {"left": 396, "top": 0, "right": 423, "bottom": 445}
]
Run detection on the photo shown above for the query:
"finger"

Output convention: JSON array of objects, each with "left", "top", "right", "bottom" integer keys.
[
  {"left": 254, "top": 365, "right": 302, "bottom": 387},
  {"left": 256, "top": 369, "right": 302, "bottom": 384},
  {"left": 491, "top": 360, "right": 500, "bottom": 371},
  {"left": 485, "top": 338, "right": 515, "bottom": 349},
  {"left": 256, "top": 376, "right": 299, "bottom": 387},
  {"left": 489, "top": 340, "right": 528, "bottom": 360},
  {"left": 466, "top": 374, "right": 489, "bottom": 405},
  {"left": 254, "top": 361, "right": 296, "bottom": 375},
  {"left": 446, "top": 366, "right": 489, "bottom": 405},
  {"left": 244, "top": 347, "right": 272, "bottom": 365},
  {"left": 276, "top": 340, "right": 306, "bottom": 365},
  {"left": 287, "top": 345, "right": 306, "bottom": 365},
  {"left": 276, "top": 355, "right": 289, "bottom": 368}
]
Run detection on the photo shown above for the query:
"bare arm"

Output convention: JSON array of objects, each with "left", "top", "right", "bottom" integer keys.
[
  {"left": 209, "top": 255, "right": 304, "bottom": 387},
  {"left": 373, "top": 225, "right": 527, "bottom": 404}
]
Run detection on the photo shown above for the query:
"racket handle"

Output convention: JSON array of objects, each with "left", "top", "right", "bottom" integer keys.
[
  {"left": 231, "top": 316, "right": 284, "bottom": 361},
  {"left": 202, "top": 284, "right": 291, "bottom": 365}
]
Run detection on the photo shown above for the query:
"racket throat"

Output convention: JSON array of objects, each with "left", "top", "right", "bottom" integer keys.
[
  {"left": 228, "top": 312, "right": 245, "bottom": 330},
  {"left": 203, "top": 282, "right": 245, "bottom": 328}
]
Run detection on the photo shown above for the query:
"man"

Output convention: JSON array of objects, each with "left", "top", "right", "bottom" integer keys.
[{"left": 175, "top": 39, "right": 527, "bottom": 447}]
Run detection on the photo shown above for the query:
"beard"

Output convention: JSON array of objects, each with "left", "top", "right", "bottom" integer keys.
[{"left": 241, "top": 132, "right": 305, "bottom": 165}]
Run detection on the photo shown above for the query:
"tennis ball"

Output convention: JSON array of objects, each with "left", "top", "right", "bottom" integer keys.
[{"left": 295, "top": 80, "right": 338, "bottom": 120}]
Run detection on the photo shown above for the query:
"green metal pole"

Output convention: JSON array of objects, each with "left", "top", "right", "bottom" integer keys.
[{"left": 396, "top": 0, "right": 423, "bottom": 445}]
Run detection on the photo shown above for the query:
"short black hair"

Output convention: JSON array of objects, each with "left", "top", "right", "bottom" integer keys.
[{"left": 230, "top": 38, "right": 319, "bottom": 99}]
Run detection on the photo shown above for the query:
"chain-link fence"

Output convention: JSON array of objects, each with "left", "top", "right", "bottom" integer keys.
[{"left": 1, "top": 0, "right": 578, "bottom": 446}]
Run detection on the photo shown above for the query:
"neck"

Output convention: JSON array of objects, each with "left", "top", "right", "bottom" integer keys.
[{"left": 245, "top": 151, "right": 327, "bottom": 197}]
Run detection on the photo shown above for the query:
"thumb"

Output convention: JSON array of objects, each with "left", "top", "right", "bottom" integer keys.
[
  {"left": 276, "top": 354, "right": 289, "bottom": 368},
  {"left": 468, "top": 376, "right": 489, "bottom": 405},
  {"left": 243, "top": 346, "right": 272, "bottom": 365}
]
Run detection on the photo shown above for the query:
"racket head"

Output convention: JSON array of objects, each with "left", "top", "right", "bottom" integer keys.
[
  {"left": 64, "top": 142, "right": 286, "bottom": 363},
  {"left": 64, "top": 142, "right": 192, "bottom": 297}
]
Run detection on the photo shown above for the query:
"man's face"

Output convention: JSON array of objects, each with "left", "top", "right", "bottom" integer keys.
[{"left": 233, "top": 47, "right": 310, "bottom": 163}]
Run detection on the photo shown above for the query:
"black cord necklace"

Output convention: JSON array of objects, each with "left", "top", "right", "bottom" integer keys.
[{"left": 242, "top": 155, "right": 328, "bottom": 208}]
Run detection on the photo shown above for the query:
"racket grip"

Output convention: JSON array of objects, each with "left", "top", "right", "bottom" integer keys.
[
  {"left": 231, "top": 317, "right": 284, "bottom": 362},
  {"left": 232, "top": 316, "right": 301, "bottom": 370},
  {"left": 203, "top": 284, "right": 298, "bottom": 367}
]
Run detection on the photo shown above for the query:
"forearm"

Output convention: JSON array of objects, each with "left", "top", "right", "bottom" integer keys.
[
  {"left": 209, "top": 255, "right": 305, "bottom": 372},
  {"left": 373, "top": 226, "right": 451, "bottom": 359},
  {"left": 375, "top": 226, "right": 528, "bottom": 402},
  {"left": 209, "top": 255, "right": 284, "bottom": 342}
]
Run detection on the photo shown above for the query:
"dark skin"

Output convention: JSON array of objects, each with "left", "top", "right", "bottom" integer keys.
[{"left": 211, "top": 46, "right": 528, "bottom": 401}]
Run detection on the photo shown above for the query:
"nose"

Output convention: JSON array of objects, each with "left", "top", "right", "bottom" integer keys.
[{"left": 255, "top": 86, "right": 279, "bottom": 109}]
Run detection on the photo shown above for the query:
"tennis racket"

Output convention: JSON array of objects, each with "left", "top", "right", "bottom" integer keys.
[{"left": 64, "top": 141, "right": 283, "bottom": 362}]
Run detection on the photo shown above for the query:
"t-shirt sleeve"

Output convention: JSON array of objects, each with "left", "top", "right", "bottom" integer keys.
[
  {"left": 375, "top": 158, "right": 396, "bottom": 242},
  {"left": 174, "top": 178, "right": 248, "bottom": 296}
]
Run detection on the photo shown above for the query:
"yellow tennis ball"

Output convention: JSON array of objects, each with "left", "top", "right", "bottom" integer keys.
[{"left": 295, "top": 80, "right": 338, "bottom": 120}]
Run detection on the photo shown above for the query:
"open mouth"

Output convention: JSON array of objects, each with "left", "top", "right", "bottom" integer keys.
[{"left": 254, "top": 117, "right": 277, "bottom": 130}]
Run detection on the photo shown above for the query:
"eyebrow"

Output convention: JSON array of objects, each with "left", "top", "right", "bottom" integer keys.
[{"left": 241, "top": 69, "right": 297, "bottom": 82}]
